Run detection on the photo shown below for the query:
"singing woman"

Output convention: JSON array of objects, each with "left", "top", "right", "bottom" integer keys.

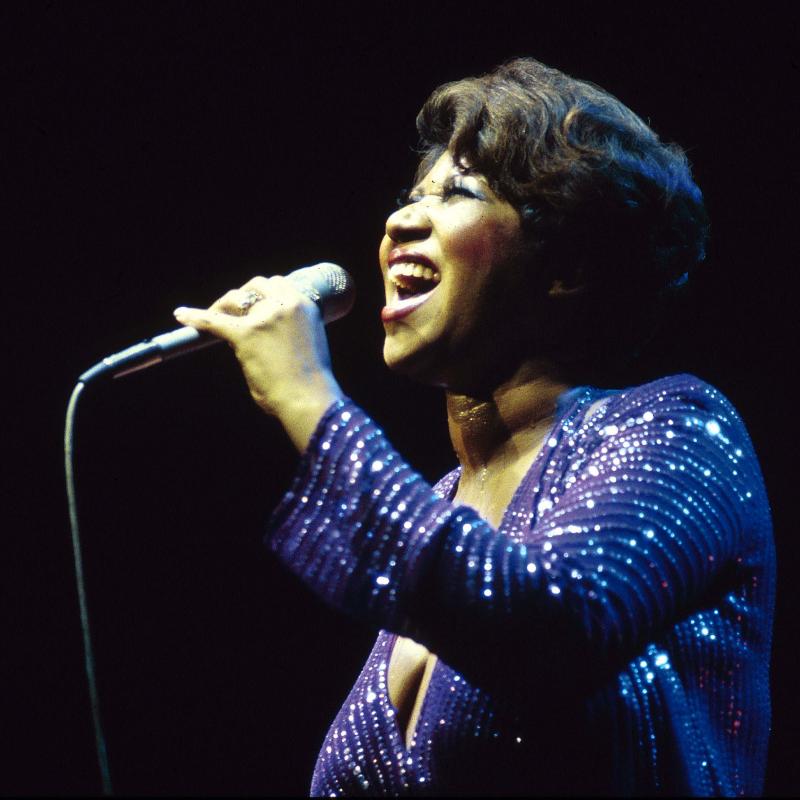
[{"left": 174, "top": 58, "right": 774, "bottom": 796}]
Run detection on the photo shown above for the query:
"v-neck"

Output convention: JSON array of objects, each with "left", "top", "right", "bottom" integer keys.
[
  {"left": 440, "top": 385, "right": 600, "bottom": 535},
  {"left": 383, "top": 386, "right": 603, "bottom": 755}
]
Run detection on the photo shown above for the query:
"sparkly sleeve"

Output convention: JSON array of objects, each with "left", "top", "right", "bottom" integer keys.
[{"left": 265, "top": 376, "right": 769, "bottom": 691}]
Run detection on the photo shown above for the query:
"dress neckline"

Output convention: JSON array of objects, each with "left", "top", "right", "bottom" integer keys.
[{"left": 440, "top": 385, "right": 602, "bottom": 535}]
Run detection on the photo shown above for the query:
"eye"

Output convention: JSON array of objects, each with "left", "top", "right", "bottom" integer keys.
[{"left": 441, "top": 177, "right": 482, "bottom": 201}]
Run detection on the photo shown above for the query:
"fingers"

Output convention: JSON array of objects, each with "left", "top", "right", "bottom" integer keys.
[
  {"left": 239, "top": 276, "right": 315, "bottom": 314},
  {"left": 208, "top": 287, "right": 264, "bottom": 316},
  {"left": 172, "top": 304, "right": 245, "bottom": 341},
  {"left": 172, "top": 275, "right": 317, "bottom": 341}
]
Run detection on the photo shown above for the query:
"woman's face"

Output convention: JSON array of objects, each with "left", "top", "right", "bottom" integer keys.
[{"left": 378, "top": 151, "right": 531, "bottom": 390}]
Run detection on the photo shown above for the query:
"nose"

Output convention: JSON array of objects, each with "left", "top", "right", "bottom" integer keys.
[{"left": 384, "top": 201, "right": 432, "bottom": 244}]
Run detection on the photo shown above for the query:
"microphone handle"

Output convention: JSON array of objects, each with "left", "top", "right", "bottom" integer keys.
[
  {"left": 78, "top": 262, "right": 354, "bottom": 383},
  {"left": 79, "top": 327, "right": 218, "bottom": 383}
]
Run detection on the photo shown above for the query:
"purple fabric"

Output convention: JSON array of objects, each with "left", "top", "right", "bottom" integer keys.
[{"left": 266, "top": 374, "right": 774, "bottom": 796}]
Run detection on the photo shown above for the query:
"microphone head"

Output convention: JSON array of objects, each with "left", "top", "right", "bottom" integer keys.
[{"left": 288, "top": 262, "right": 355, "bottom": 324}]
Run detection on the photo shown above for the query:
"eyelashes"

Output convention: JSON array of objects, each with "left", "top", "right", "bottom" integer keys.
[
  {"left": 442, "top": 182, "right": 478, "bottom": 200},
  {"left": 394, "top": 178, "right": 481, "bottom": 209}
]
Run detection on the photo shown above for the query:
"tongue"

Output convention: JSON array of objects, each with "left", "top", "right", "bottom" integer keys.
[{"left": 397, "top": 274, "right": 437, "bottom": 297}]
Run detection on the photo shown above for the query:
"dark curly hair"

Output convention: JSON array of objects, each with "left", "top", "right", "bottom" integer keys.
[{"left": 415, "top": 58, "right": 709, "bottom": 375}]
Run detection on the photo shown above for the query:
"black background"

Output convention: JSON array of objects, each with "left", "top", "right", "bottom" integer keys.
[{"left": 4, "top": 2, "right": 797, "bottom": 795}]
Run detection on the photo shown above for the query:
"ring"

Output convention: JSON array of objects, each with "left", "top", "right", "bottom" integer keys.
[{"left": 237, "top": 289, "right": 264, "bottom": 314}]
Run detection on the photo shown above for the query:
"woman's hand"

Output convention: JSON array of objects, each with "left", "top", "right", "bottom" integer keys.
[{"left": 173, "top": 276, "right": 344, "bottom": 452}]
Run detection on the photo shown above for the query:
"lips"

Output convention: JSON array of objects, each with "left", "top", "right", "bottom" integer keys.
[
  {"left": 382, "top": 250, "right": 441, "bottom": 322},
  {"left": 381, "top": 288, "right": 438, "bottom": 322}
]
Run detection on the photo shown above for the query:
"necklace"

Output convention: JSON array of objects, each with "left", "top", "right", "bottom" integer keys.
[
  {"left": 477, "top": 463, "right": 490, "bottom": 505},
  {"left": 471, "top": 412, "right": 557, "bottom": 520}
]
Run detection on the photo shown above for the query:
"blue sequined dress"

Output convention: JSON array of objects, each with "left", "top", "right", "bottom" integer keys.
[{"left": 266, "top": 374, "right": 774, "bottom": 796}]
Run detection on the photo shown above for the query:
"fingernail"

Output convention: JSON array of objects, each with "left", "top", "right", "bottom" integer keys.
[{"left": 173, "top": 307, "right": 188, "bottom": 317}]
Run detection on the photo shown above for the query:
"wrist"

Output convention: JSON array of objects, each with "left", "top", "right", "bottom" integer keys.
[{"left": 269, "top": 374, "right": 344, "bottom": 453}]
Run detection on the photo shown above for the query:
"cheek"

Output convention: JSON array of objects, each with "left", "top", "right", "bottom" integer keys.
[
  {"left": 449, "top": 215, "right": 495, "bottom": 260},
  {"left": 447, "top": 215, "right": 523, "bottom": 287}
]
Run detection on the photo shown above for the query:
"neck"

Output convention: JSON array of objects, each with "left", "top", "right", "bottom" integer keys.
[{"left": 446, "top": 360, "right": 571, "bottom": 480}]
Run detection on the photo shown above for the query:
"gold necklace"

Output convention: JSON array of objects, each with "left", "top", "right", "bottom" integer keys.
[{"left": 475, "top": 413, "right": 557, "bottom": 514}]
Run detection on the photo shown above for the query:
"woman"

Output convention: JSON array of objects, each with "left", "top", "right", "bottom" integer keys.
[{"left": 174, "top": 59, "right": 774, "bottom": 796}]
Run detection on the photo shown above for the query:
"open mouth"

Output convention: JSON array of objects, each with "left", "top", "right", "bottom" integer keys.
[{"left": 388, "top": 262, "right": 441, "bottom": 301}]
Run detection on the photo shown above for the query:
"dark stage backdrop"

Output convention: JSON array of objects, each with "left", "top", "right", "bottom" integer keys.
[{"left": 5, "top": 3, "right": 797, "bottom": 795}]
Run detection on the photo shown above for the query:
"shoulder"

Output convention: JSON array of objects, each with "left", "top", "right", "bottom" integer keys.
[
  {"left": 614, "top": 372, "right": 733, "bottom": 411},
  {"left": 570, "top": 373, "right": 750, "bottom": 456},
  {"left": 602, "top": 373, "right": 750, "bottom": 442},
  {"left": 590, "top": 373, "right": 767, "bottom": 510}
]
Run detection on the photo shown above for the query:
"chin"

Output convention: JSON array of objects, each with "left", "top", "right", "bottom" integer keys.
[
  {"left": 382, "top": 337, "right": 448, "bottom": 387},
  {"left": 384, "top": 340, "right": 488, "bottom": 395}
]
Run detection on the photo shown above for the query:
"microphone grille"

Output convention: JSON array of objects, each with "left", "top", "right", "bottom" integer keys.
[
  {"left": 316, "top": 262, "right": 352, "bottom": 295},
  {"left": 289, "top": 262, "right": 355, "bottom": 323}
]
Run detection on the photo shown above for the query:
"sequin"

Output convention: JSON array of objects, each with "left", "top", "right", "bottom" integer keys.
[{"left": 266, "top": 374, "right": 774, "bottom": 796}]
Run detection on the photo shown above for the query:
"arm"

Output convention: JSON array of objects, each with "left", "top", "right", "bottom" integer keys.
[
  {"left": 267, "top": 376, "right": 768, "bottom": 693},
  {"left": 171, "top": 290, "right": 767, "bottom": 695}
]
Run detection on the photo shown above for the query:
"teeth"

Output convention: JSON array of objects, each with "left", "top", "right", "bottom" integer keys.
[{"left": 388, "top": 262, "right": 440, "bottom": 286}]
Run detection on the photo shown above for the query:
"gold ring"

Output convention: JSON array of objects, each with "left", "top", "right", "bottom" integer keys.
[{"left": 238, "top": 290, "right": 263, "bottom": 314}]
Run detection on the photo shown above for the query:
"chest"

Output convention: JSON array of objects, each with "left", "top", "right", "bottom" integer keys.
[{"left": 386, "top": 635, "right": 437, "bottom": 749}]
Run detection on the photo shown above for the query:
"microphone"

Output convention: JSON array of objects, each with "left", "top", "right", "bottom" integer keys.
[{"left": 79, "top": 262, "right": 355, "bottom": 383}]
